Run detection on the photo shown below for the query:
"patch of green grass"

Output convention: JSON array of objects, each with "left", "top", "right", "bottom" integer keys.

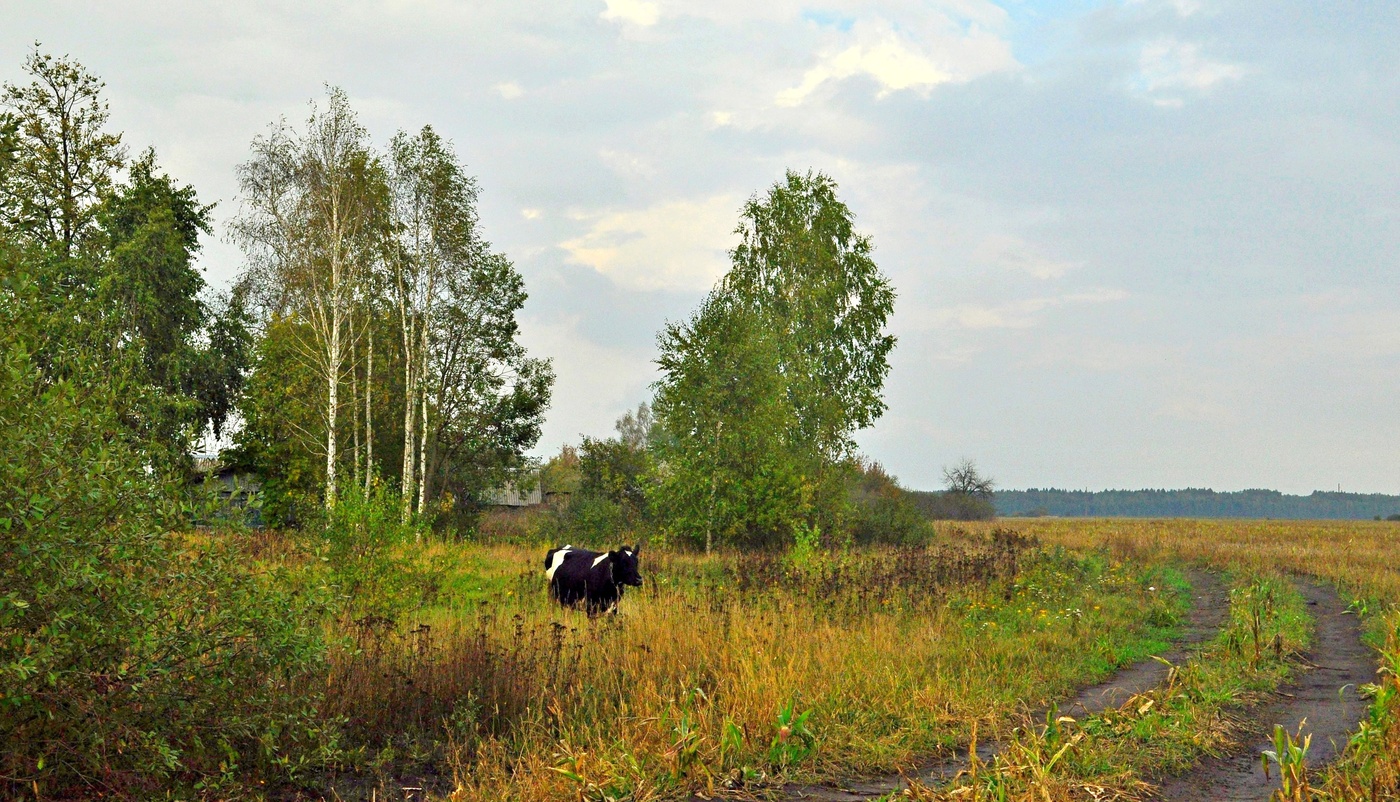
[{"left": 928, "top": 572, "right": 1313, "bottom": 800}]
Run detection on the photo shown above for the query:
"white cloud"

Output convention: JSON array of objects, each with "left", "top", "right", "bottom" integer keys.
[
  {"left": 922, "top": 288, "right": 1128, "bottom": 330},
  {"left": 777, "top": 16, "right": 1017, "bottom": 106},
  {"left": 973, "top": 235, "right": 1077, "bottom": 280},
  {"left": 496, "top": 81, "right": 524, "bottom": 99},
  {"left": 518, "top": 316, "right": 659, "bottom": 451},
  {"left": 560, "top": 195, "right": 741, "bottom": 292},
  {"left": 600, "top": 0, "right": 659, "bottom": 27},
  {"left": 1157, "top": 396, "right": 1238, "bottom": 424},
  {"left": 1134, "top": 39, "right": 1249, "bottom": 102},
  {"left": 598, "top": 147, "right": 656, "bottom": 178},
  {"left": 521, "top": 207, "right": 542, "bottom": 220},
  {"left": 1124, "top": 0, "right": 1204, "bottom": 16}
]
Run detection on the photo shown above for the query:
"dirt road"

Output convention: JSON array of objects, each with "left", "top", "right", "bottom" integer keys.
[
  {"left": 1152, "top": 579, "right": 1375, "bottom": 801},
  {"left": 770, "top": 570, "right": 1231, "bottom": 802}
]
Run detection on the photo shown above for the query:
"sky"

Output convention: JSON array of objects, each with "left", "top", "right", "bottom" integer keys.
[{"left": 4, "top": 0, "right": 1397, "bottom": 494}]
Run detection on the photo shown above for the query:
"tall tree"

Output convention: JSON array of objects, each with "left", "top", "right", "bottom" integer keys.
[
  {"left": 1, "top": 52, "right": 248, "bottom": 469},
  {"left": 727, "top": 169, "right": 896, "bottom": 462},
  {"left": 386, "top": 125, "right": 551, "bottom": 518},
  {"left": 234, "top": 87, "right": 387, "bottom": 508},
  {"left": 652, "top": 171, "right": 896, "bottom": 548},
  {"left": 386, "top": 127, "right": 469, "bottom": 518},
  {"left": 652, "top": 294, "right": 809, "bottom": 550},
  {"left": 0, "top": 49, "right": 125, "bottom": 257}
]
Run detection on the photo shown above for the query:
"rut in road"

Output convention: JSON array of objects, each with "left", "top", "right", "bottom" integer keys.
[
  {"left": 766, "top": 570, "right": 1230, "bottom": 802},
  {"left": 1151, "top": 579, "right": 1375, "bottom": 802}
]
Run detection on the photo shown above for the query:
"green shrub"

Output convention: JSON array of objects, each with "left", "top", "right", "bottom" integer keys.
[
  {"left": 0, "top": 264, "right": 332, "bottom": 796},
  {"left": 315, "top": 482, "right": 434, "bottom": 619},
  {"left": 847, "top": 460, "right": 935, "bottom": 544}
]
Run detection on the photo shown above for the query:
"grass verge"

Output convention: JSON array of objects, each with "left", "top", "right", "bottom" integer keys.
[{"left": 905, "top": 571, "right": 1311, "bottom": 801}]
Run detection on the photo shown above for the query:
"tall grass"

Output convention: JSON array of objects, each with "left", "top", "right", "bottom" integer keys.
[
  {"left": 979, "top": 518, "right": 1400, "bottom": 800},
  {"left": 317, "top": 531, "right": 1182, "bottom": 800}
]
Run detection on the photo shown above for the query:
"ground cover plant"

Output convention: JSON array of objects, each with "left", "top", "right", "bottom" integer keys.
[
  {"left": 303, "top": 527, "right": 1187, "bottom": 801},
  {"left": 946, "top": 519, "right": 1400, "bottom": 801},
  {"left": 910, "top": 571, "right": 1312, "bottom": 800}
]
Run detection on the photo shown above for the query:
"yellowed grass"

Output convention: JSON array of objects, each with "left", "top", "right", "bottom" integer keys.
[
  {"left": 322, "top": 533, "right": 1180, "bottom": 801},
  {"left": 955, "top": 518, "right": 1400, "bottom": 800}
]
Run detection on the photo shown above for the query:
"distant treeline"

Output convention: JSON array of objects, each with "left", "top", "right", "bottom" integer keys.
[{"left": 993, "top": 488, "right": 1400, "bottom": 520}]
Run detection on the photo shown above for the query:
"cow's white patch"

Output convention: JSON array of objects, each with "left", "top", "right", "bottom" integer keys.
[
  {"left": 546, "top": 548, "right": 572, "bottom": 581},
  {"left": 592, "top": 553, "right": 610, "bottom": 568},
  {"left": 623, "top": 548, "right": 632, "bottom": 556}
]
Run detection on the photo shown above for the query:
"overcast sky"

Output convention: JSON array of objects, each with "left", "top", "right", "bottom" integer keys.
[{"left": 6, "top": 0, "right": 1397, "bottom": 493}]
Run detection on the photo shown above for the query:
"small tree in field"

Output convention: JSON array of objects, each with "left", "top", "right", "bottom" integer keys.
[
  {"left": 652, "top": 170, "right": 895, "bottom": 549},
  {"left": 944, "top": 458, "right": 995, "bottom": 500},
  {"left": 941, "top": 458, "right": 997, "bottom": 521}
]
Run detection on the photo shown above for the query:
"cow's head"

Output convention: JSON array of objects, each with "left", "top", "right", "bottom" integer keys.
[{"left": 610, "top": 545, "right": 643, "bottom": 587}]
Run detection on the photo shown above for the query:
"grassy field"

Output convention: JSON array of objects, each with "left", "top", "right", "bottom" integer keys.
[
  {"left": 310, "top": 527, "right": 1186, "bottom": 800},
  {"left": 255, "top": 517, "right": 1400, "bottom": 801},
  {"left": 938, "top": 519, "right": 1400, "bottom": 800}
]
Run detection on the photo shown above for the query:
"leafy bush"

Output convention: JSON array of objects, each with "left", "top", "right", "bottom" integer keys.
[
  {"left": 0, "top": 267, "right": 331, "bottom": 796},
  {"left": 906, "top": 489, "right": 998, "bottom": 521},
  {"left": 316, "top": 482, "right": 433, "bottom": 619},
  {"left": 847, "top": 460, "right": 934, "bottom": 545}
]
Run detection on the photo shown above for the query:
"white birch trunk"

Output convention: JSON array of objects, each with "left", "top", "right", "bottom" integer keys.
[
  {"left": 365, "top": 325, "right": 374, "bottom": 493},
  {"left": 351, "top": 333, "right": 361, "bottom": 491},
  {"left": 417, "top": 381, "right": 429, "bottom": 513},
  {"left": 326, "top": 302, "right": 340, "bottom": 509},
  {"left": 401, "top": 313, "right": 416, "bottom": 521}
]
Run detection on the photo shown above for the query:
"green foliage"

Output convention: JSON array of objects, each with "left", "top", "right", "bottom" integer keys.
[
  {"left": 227, "top": 315, "right": 327, "bottom": 525},
  {"left": 2, "top": 52, "right": 250, "bottom": 471},
  {"left": 540, "top": 444, "right": 581, "bottom": 497},
  {"left": 847, "top": 459, "right": 935, "bottom": 545},
  {"left": 727, "top": 169, "right": 896, "bottom": 461},
  {"left": 786, "top": 521, "right": 823, "bottom": 570},
  {"left": 537, "top": 407, "right": 656, "bottom": 544},
  {"left": 767, "top": 698, "right": 817, "bottom": 767},
  {"left": 1262, "top": 722, "right": 1313, "bottom": 799},
  {"left": 386, "top": 125, "right": 554, "bottom": 518},
  {"left": 0, "top": 49, "right": 125, "bottom": 255},
  {"left": 316, "top": 482, "right": 432, "bottom": 619},
  {"left": 652, "top": 171, "right": 895, "bottom": 549},
  {"left": 653, "top": 294, "right": 812, "bottom": 549},
  {"left": 579, "top": 432, "right": 652, "bottom": 515},
  {"left": 0, "top": 255, "right": 330, "bottom": 796}
]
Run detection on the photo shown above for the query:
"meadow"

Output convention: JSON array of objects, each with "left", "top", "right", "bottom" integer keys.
[
  {"left": 272, "top": 516, "right": 1400, "bottom": 801},
  {"left": 302, "top": 523, "right": 1184, "bottom": 800}
]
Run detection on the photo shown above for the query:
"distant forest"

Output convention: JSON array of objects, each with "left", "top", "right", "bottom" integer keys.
[{"left": 992, "top": 488, "right": 1400, "bottom": 520}]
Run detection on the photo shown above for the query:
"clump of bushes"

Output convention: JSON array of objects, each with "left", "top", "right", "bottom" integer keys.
[
  {"left": 847, "top": 459, "right": 934, "bottom": 545},
  {"left": 0, "top": 274, "right": 332, "bottom": 797}
]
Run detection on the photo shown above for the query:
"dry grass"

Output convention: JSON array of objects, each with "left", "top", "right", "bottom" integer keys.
[
  {"left": 943, "top": 518, "right": 1400, "bottom": 801},
  {"left": 318, "top": 531, "right": 1184, "bottom": 801}
]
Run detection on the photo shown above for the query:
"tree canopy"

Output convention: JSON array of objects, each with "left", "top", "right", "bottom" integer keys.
[{"left": 652, "top": 171, "right": 896, "bottom": 549}]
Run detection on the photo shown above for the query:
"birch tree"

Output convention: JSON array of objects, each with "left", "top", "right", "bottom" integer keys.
[
  {"left": 387, "top": 125, "right": 477, "bottom": 519},
  {"left": 233, "top": 88, "right": 386, "bottom": 509}
]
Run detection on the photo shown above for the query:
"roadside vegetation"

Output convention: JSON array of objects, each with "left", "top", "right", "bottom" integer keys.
[
  {"left": 952, "top": 518, "right": 1400, "bottom": 801},
  {"left": 910, "top": 570, "right": 1312, "bottom": 800}
]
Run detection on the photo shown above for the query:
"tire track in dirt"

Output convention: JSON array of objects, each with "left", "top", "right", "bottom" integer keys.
[
  {"left": 762, "top": 570, "right": 1230, "bottom": 802},
  {"left": 1151, "top": 579, "right": 1375, "bottom": 802}
]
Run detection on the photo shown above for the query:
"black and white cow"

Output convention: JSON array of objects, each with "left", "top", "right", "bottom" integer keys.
[{"left": 543, "top": 543, "right": 643, "bottom": 615}]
